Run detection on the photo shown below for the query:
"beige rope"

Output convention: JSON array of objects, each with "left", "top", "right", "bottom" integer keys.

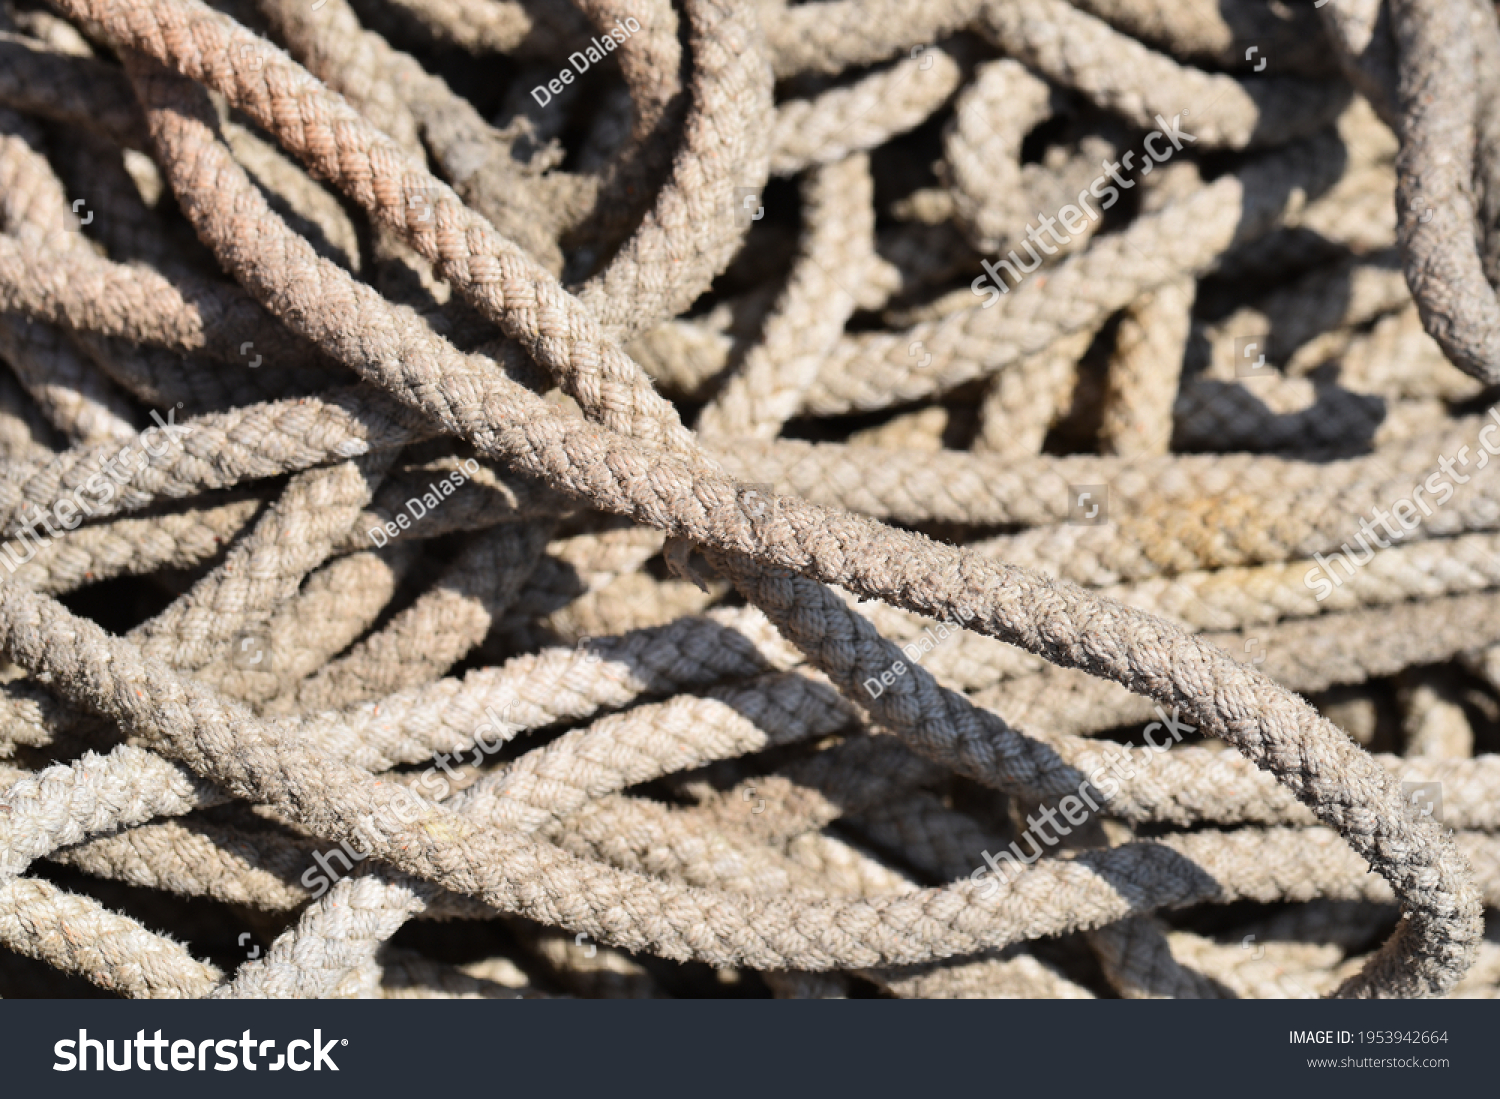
[{"left": 0, "top": 0, "right": 1493, "bottom": 1002}]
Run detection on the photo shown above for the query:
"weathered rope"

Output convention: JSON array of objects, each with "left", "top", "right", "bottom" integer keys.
[
  {"left": 0, "top": 0, "right": 1492, "bottom": 1001},
  {"left": 102, "top": 8, "right": 1488, "bottom": 1001}
]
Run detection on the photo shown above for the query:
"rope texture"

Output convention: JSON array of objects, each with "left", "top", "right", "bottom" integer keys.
[{"left": 0, "top": 0, "right": 1492, "bottom": 1003}]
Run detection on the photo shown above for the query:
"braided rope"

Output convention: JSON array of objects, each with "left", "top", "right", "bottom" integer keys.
[
  {"left": 977, "top": 0, "right": 1349, "bottom": 150},
  {"left": 110, "top": 21, "right": 1485, "bottom": 994},
  {"left": 697, "top": 154, "right": 880, "bottom": 439},
  {"left": 0, "top": 0, "right": 1491, "bottom": 1002}
]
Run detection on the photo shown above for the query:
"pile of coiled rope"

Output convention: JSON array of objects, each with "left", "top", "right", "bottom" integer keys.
[{"left": 1, "top": 0, "right": 1500, "bottom": 1000}]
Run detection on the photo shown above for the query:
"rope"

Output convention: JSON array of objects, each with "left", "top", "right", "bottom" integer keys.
[{"left": 0, "top": 0, "right": 1491, "bottom": 1002}]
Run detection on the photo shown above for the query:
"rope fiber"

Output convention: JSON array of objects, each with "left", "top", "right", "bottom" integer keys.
[{"left": 0, "top": 0, "right": 1495, "bottom": 1001}]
